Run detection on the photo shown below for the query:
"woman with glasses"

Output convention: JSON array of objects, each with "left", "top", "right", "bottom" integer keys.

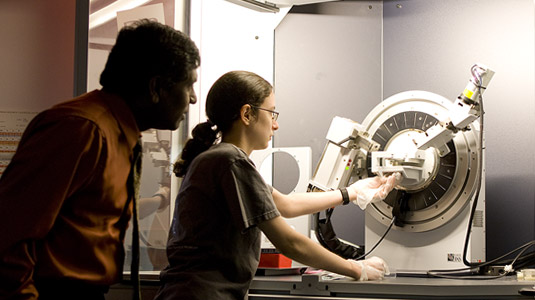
[{"left": 155, "top": 71, "right": 399, "bottom": 300}]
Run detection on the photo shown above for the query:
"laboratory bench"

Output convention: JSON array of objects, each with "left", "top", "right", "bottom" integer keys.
[
  {"left": 248, "top": 274, "right": 535, "bottom": 300},
  {"left": 105, "top": 272, "right": 535, "bottom": 299}
]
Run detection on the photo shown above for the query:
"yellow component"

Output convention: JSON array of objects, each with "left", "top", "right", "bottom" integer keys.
[{"left": 463, "top": 88, "right": 474, "bottom": 99}]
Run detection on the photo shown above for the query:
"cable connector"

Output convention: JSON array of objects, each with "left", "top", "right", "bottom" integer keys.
[{"left": 503, "top": 264, "right": 514, "bottom": 273}]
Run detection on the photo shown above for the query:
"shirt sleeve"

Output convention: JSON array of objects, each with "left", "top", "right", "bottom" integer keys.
[
  {"left": 221, "top": 157, "right": 280, "bottom": 232},
  {"left": 0, "top": 112, "right": 103, "bottom": 299}
]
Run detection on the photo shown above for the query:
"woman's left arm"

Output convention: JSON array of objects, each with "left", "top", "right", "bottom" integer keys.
[
  {"left": 272, "top": 173, "right": 400, "bottom": 218},
  {"left": 272, "top": 188, "right": 346, "bottom": 218}
]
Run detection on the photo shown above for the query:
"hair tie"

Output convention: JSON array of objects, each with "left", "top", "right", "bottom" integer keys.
[{"left": 207, "top": 119, "right": 218, "bottom": 132}]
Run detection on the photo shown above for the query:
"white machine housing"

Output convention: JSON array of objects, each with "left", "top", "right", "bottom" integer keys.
[
  {"left": 362, "top": 91, "right": 485, "bottom": 271},
  {"left": 308, "top": 64, "right": 493, "bottom": 272}
]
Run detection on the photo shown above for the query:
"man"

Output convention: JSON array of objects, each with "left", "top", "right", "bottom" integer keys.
[{"left": 0, "top": 20, "right": 200, "bottom": 299}]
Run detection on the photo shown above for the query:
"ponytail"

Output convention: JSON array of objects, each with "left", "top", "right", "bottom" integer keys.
[
  {"left": 173, "top": 121, "right": 218, "bottom": 177},
  {"left": 174, "top": 71, "right": 272, "bottom": 177}
]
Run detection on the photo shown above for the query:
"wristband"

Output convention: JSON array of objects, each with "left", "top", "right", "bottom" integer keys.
[{"left": 340, "top": 188, "right": 350, "bottom": 205}]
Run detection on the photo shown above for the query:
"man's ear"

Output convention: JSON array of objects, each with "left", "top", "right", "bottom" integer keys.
[
  {"left": 240, "top": 104, "right": 253, "bottom": 125},
  {"left": 149, "top": 77, "right": 161, "bottom": 104}
]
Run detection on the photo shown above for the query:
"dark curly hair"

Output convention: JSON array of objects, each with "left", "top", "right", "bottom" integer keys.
[
  {"left": 100, "top": 19, "right": 200, "bottom": 101},
  {"left": 173, "top": 71, "right": 273, "bottom": 177}
]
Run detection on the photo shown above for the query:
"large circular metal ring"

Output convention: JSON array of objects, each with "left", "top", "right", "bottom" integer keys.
[{"left": 359, "top": 91, "right": 480, "bottom": 232}]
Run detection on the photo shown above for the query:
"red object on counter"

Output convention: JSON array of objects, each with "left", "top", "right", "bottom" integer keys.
[{"left": 258, "top": 253, "right": 292, "bottom": 268}]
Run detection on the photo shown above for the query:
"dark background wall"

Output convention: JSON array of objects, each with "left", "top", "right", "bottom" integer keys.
[
  {"left": 382, "top": 0, "right": 535, "bottom": 261},
  {"left": 274, "top": 0, "right": 535, "bottom": 261}
]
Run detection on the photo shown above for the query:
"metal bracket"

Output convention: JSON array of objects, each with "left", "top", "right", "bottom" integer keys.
[{"left": 290, "top": 274, "right": 331, "bottom": 296}]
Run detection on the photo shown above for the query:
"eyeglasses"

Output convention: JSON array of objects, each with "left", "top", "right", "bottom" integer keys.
[{"left": 251, "top": 106, "right": 279, "bottom": 122}]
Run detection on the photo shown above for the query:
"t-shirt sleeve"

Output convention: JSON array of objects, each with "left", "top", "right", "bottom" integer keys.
[{"left": 221, "top": 157, "right": 280, "bottom": 232}]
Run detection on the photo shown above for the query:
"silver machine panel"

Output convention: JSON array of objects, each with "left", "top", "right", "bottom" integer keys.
[
  {"left": 362, "top": 90, "right": 485, "bottom": 271},
  {"left": 308, "top": 64, "right": 493, "bottom": 272}
]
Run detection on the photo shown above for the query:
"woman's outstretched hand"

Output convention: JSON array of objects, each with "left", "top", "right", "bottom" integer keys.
[{"left": 348, "top": 173, "right": 401, "bottom": 210}]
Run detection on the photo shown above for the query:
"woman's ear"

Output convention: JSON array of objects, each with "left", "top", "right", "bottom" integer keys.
[{"left": 240, "top": 104, "right": 253, "bottom": 125}]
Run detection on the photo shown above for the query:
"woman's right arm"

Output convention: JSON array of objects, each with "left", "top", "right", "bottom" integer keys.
[{"left": 258, "top": 216, "right": 387, "bottom": 281}]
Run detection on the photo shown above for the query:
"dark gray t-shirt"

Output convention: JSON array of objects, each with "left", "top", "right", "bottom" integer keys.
[{"left": 157, "top": 143, "right": 279, "bottom": 300}]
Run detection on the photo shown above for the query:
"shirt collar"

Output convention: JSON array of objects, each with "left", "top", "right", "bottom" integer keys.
[{"left": 96, "top": 90, "right": 141, "bottom": 149}]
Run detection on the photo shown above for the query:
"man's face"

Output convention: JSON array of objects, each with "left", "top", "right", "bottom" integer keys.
[{"left": 155, "top": 69, "right": 198, "bottom": 130}]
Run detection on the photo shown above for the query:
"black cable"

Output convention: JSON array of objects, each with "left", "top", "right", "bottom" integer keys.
[
  {"left": 429, "top": 240, "right": 535, "bottom": 278},
  {"left": 414, "top": 65, "right": 488, "bottom": 278},
  {"left": 355, "top": 216, "right": 396, "bottom": 260},
  {"left": 509, "top": 242, "right": 535, "bottom": 269},
  {"left": 462, "top": 64, "right": 485, "bottom": 267},
  {"left": 461, "top": 66, "right": 535, "bottom": 269},
  {"left": 430, "top": 66, "right": 535, "bottom": 278},
  {"left": 428, "top": 241, "right": 535, "bottom": 279},
  {"left": 505, "top": 251, "right": 535, "bottom": 270},
  {"left": 486, "top": 241, "right": 535, "bottom": 267},
  {"left": 428, "top": 65, "right": 486, "bottom": 275},
  {"left": 428, "top": 269, "right": 507, "bottom": 280}
]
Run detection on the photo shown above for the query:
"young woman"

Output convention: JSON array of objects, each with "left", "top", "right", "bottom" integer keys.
[{"left": 155, "top": 71, "right": 398, "bottom": 300}]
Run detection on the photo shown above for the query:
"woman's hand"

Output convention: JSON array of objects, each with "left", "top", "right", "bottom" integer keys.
[
  {"left": 349, "top": 256, "right": 389, "bottom": 281},
  {"left": 348, "top": 173, "right": 401, "bottom": 210}
]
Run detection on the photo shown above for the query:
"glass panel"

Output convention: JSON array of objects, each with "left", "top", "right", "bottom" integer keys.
[{"left": 87, "top": 0, "right": 181, "bottom": 273}]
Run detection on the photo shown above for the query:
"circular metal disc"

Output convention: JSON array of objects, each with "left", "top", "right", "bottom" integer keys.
[{"left": 359, "top": 91, "right": 480, "bottom": 232}]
